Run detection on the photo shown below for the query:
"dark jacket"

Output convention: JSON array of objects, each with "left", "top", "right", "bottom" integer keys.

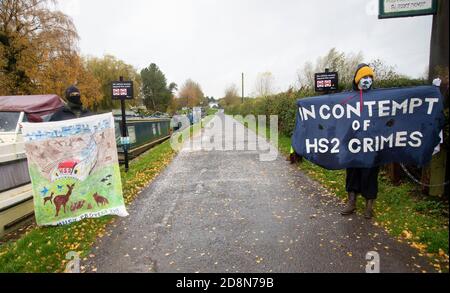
[
  {"left": 347, "top": 63, "right": 379, "bottom": 199},
  {"left": 49, "top": 106, "right": 92, "bottom": 122}
]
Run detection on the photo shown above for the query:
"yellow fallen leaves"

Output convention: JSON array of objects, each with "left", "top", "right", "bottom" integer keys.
[
  {"left": 411, "top": 242, "right": 428, "bottom": 252},
  {"left": 439, "top": 249, "right": 449, "bottom": 260},
  {"left": 255, "top": 256, "right": 264, "bottom": 264},
  {"left": 401, "top": 230, "right": 413, "bottom": 240},
  {"left": 68, "top": 243, "right": 80, "bottom": 251}
]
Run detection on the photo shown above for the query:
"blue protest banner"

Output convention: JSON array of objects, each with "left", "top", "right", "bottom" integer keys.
[{"left": 292, "top": 86, "right": 445, "bottom": 170}]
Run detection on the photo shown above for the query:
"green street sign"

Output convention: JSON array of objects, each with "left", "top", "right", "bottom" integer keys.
[{"left": 379, "top": 0, "right": 438, "bottom": 19}]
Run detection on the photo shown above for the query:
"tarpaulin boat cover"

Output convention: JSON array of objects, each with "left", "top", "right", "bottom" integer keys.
[{"left": 0, "top": 95, "right": 64, "bottom": 115}]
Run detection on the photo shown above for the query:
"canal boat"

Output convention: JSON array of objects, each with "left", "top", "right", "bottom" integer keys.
[
  {"left": 114, "top": 113, "right": 172, "bottom": 160},
  {"left": 0, "top": 95, "right": 64, "bottom": 236}
]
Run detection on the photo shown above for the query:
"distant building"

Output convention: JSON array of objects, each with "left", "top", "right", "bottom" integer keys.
[{"left": 209, "top": 102, "right": 219, "bottom": 109}]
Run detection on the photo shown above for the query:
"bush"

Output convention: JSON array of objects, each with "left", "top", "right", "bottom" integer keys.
[
  {"left": 225, "top": 88, "right": 317, "bottom": 137},
  {"left": 224, "top": 77, "right": 430, "bottom": 138}
]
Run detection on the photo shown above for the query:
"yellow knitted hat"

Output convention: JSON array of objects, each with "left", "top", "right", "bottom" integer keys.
[{"left": 354, "top": 66, "right": 375, "bottom": 84}]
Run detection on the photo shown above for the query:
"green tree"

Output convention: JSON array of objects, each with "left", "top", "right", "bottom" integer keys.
[
  {"left": 141, "top": 63, "right": 174, "bottom": 112},
  {"left": 169, "top": 82, "right": 178, "bottom": 94}
]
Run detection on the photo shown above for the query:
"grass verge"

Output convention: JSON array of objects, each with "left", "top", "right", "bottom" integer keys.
[{"left": 0, "top": 140, "right": 176, "bottom": 272}]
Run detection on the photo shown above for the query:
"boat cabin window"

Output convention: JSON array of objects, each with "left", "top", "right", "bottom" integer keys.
[{"left": 0, "top": 112, "right": 21, "bottom": 133}]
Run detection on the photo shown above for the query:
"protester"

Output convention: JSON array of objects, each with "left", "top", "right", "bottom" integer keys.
[
  {"left": 288, "top": 146, "right": 302, "bottom": 164},
  {"left": 340, "top": 64, "right": 379, "bottom": 219},
  {"left": 50, "top": 85, "right": 92, "bottom": 121}
]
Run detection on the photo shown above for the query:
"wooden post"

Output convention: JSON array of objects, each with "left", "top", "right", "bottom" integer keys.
[
  {"left": 423, "top": 0, "right": 449, "bottom": 196},
  {"left": 386, "top": 163, "right": 402, "bottom": 186}
]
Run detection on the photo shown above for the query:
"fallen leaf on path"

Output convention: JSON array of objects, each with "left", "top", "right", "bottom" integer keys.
[{"left": 401, "top": 230, "right": 413, "bottom": 240}]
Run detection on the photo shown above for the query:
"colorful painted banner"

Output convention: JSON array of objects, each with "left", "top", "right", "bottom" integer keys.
[{"left": 22, "top": 113, "right": 128, "bottom": 226}]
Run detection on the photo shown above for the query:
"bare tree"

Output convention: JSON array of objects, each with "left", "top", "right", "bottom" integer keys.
[
  {"left": 297, "top": 61, "right": 315, "bottom": 89},
  {"left": 369, "top": 58, "right": 400, "bottom": 81},
  {"left": 254, "top": 71, "right": 275, "bottom": 97},
  {"left": 221, "top": 83, "right": 240, "bottom": 107},
  {"left": 297, "top": 48, "right": 364, "bottom": 89}
]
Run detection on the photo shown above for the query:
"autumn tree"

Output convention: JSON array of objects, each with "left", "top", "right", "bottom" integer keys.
[
  {"left": 85, "top": 55, "right": 142, "bottom": 111},
  {"left": 177, "top": 79, "right": 205, "bottom": 108},
  {"left": 167, "top": 95, "right": 180, "bottom": 115},
  {"left": 40, "top": 53, "right": 103, "bottom": 109},
  {"left": 0, "top": 0, "right": 79, "bottom": 95},
  {"left": 220, "top": 83, "right": 240, "bottom": 108}
]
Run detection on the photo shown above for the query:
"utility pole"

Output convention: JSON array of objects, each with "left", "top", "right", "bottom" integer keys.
[{"left": 242, "top": 73, "right": 245, "bottom": 103}]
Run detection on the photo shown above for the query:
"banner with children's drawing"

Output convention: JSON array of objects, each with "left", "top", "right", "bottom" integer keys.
[{"left": 22, "top": 113, "right": 128, "bottom": 226}]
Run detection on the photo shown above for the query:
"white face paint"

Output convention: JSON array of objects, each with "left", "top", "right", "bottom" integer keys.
[{"left": 359, "top": 76, "right": 373, "bottom": 90}]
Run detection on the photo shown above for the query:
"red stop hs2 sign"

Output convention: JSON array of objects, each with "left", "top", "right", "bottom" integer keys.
[
  {"left": 112, "top": 81, "right": 134, "bottom": 100},
  {"left": 113, "top": 88, "right": 127, "bottom": 96},
  {"left": 317, "top": 80, "right": 332, "bottom": 88},
  {"left": 315, "top": 72, "right": 338, "bottom": 92}
]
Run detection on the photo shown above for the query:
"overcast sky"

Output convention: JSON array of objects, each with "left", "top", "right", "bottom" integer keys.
[{"left": 58, "top": 0, "right": 433, "bottom": 98}]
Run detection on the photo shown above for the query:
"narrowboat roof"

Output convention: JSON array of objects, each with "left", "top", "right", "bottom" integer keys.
[{"left": 0, "top": 95, "right": 64, "bottom": 115}]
